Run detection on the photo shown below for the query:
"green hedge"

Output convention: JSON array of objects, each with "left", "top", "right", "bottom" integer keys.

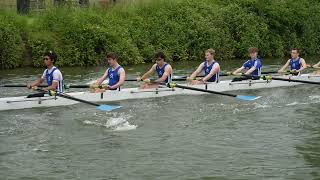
[
  {"left": 0, "top": 0, "right": 319, "bottom": 69},
  {"left": 0, "top": 11, "right": 24, "bottom": 69}
]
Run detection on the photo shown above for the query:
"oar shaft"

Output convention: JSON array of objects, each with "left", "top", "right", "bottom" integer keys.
[
  {"left": 36, "top": 88, "right": 100, "bottom": 107},
  {"left": 172, "top": 84, "right": 236, "bottom": 97},
  {"left": 56, "top": 93, "right": 100, "bottom": 106},
  {"left": 67, "top": 85, "right": 90, "bottom": 88},
  {"left": 2, "top": 84, "right": 47, "bottom": 87},
  {"left": 243, "top": 74, "right": 320, "bottom": 85},
  {"left": 271, "top": 77, "right": 320, "bottom": 85}
]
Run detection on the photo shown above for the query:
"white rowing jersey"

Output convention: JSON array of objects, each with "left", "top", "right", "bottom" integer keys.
[{"left": 41, "top": 66, "right": 64, "bottom": 92}]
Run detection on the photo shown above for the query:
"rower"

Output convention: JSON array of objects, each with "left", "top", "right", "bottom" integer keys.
[
  {"left": 137, "top": 51, "right": 173, "bottom": 89},
  {"left": 27, "top": 51, "right": 64, "bottom": 95},
  {"left": 95, "top": 52, "right": 125, "bottom": 91},
  {"left": 187, "top": 48, "right": 220, "bottom": 85},
  {"left": 278, "top": 48, "right": 307, "bottom": 75},
  {"left": 311, "top": 61, "right": 320, "bottom": 75},
  {"left": 232, "top": 47, "right": 262, "bottom": 80}
]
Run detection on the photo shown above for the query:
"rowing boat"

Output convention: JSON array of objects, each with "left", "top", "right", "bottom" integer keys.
[{"left": 0, "top": 74, "right": 319, "bottom": 111}]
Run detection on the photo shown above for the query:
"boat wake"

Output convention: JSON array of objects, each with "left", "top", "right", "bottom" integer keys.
[{"left": 83, "top": 112, "right": 137, "bottom": 131}]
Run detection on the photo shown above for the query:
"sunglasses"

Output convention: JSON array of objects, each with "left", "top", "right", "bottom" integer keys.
[{"left": 43, "top": 57, "right": 50, "bottom": 61}]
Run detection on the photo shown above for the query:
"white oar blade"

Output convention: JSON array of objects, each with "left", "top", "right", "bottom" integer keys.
[
  {"left": 97, "top": 105, "right": 122, "bottom": 111},
  {"left": 236, "top": 95, "right": 261, "bottom": 101}
]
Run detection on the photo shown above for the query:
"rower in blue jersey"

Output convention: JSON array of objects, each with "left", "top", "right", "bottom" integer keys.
[
  {"left": 96, "top": 52, "right": 126, "bottom": 91},
  {"left": 188, "top": 48, "right": 220, "bottom": 85},
  {"left": 232, "top": 47, "right": 262, "bottom": 77},
  {"left": 28, "top": 51, "right": 64, "bottom": 93},
  {"left": 278, "top": 48, "right": 307, "bottom": 75},
  {"left": 138, "top": 51, "right": 173, "bottom": 89}
]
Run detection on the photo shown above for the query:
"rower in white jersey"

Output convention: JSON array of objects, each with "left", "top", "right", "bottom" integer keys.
[
  {"left": 187, "top": 48, "right": 220, "bottom": 85},
  {"left": 137, "top": 51, "right": 173, "bottom": 89},
  {"left": 95, "top": 52, "right": 126, "bottom": 91},
  {"left": 278, "top": 48, "right": 307, "bottom": 75},
  {"left": 28, "top": 51, "right": 64, "bottom": 93}
]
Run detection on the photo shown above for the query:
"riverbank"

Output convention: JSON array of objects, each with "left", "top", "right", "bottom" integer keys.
[{"left": 1, "top": 0, "right": 320, "bottom": 69}]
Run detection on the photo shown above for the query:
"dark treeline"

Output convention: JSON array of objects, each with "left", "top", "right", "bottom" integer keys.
[{"left": 1, "top": 0, "right": 319, "bottom": 69}]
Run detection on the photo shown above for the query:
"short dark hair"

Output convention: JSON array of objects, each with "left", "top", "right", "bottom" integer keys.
[
  {"left": 43, "top": 51, "right": 57, "bottom": 64},
  {"left": 106, "top": 52, "right": 118, "bottom": 60},
  {"left": 292, "top": 48, "right": 300, "bottom": 54},
  {"left": 155, "top": 51, "right": 166, "bottom": 60},
  {"left": 248, "top": 47, "right": 258, "bottom": 53}
]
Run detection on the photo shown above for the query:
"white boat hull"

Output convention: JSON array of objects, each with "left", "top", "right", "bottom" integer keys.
[{"left": 0, "top": 74, "right": 319, "bottom": 111}]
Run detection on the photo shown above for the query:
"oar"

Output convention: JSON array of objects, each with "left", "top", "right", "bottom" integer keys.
[
  {"left": 244, "top": 75, "right": 320, "bottom": 85},
  {"left": 36, "top": 89, "right": 122, "bottom": 111},
  {"left": 166, "top": 83, "right": 261, "bottom": 101},
  {"left": 124, "top": 71, "right": 283, "bottom": 82},
  {"left": 1, "top": 84, "right": 91, "bottom": 88},
  {"left": 1, "top": 84, "right": 47, "bottom": 87}
]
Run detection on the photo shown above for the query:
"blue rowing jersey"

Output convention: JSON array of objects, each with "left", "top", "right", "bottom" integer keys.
[
  {"left": 243, "top": 58, "right": 262, "bottom": 76},
  {"left": 156, "top": 63, "right": 172, "bottom": 83},
  {"left": 45, "top": 67, "right": 64, "bottom": 92},
  {"left": 203, "top": 61, "right": 219, "bottom": 82},
  {"left": 289, "top": 58, "right": 301, "bottom": 70},
  {"left": 107, "top": 66, "right": 122, "bottom": 88}
]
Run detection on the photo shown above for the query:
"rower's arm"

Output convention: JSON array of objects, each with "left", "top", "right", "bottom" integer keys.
[
  {"left": 29, "top": 78, "right": 44, "bottom": 88},
  {"left": 232, "top": 67, "right": 244, "bottom": 75},
  {"left": 44, "top": 81, "right": 58, "bottom": 91},
  {"left": 109, "top": 68, "right": 126, "bottom": 89},
  {"left": 313, "top": 61, "right": 320, "bottom": 69},
  {"left": 297, "top": 58, "right": 307, "bottom": 72},
  {"left": 190, "top": 63, "right": 204, "bottom": 79},
  {"left": 278, "top": 60, "right": 290, "bottom": 73},
  {"left": 203, "top": 63, "right": 220, "bottom": 82},
  {"left": 155, "top": 65, "right": 172, "bottom": 83},
  {"left": 245, "top": 65, "right": 257, "bottom": 75},
  {"left": 140, "top": 64, "right": 156, "bottom": 80},
  {"left": 96, "top": 71, "right": 108, "bottom": 85}
]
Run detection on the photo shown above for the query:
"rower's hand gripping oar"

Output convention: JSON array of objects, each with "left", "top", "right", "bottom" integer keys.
[
  {"left": 166, "top": 83, "right": 261, "bottom": 101},
  {"left": 36, "top": 89, "right": 121, "bottom": 111}
]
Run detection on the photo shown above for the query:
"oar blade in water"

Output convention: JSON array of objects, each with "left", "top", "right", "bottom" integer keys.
[
  {"left": 97, "top": 105, "right": 122, "bottom": 111},
  {"left": 236, "top": 95, "right": 261, "bottom": 101}
]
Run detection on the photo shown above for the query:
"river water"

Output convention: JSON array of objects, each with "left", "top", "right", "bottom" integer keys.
[{"left": 0, "top": 58, "right": 319, "bottom": 179}]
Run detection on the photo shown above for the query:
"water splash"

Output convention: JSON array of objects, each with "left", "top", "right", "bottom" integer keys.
[{"left": 83, "top": 112, "right": 137, "bottom": 131}]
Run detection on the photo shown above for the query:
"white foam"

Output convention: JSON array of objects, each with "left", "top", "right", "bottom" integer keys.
[
  {"left": 83, "top": 114, "right": 137, "bottom": 131},
  {"left": 83, "top": 120, "right": 98, "bottom": 125},
  {"left": 309, "top": 95, "right": 320, "bottom": 100},
  {"left": 253, "top": 103, "right": 271, "bottom": 109},
  {"left": 286, "top": 102, "right": 309, "bottom": 106},
  {"left": 113, "top": 122, "right": 137, "bottom": 131},
  {"left": 105, "top": 117, "right": 128, "bottom": 128}
]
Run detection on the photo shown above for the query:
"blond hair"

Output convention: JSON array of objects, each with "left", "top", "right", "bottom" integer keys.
[{"left": 206, "top": 48, "right": 215, "bottom": 55}]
